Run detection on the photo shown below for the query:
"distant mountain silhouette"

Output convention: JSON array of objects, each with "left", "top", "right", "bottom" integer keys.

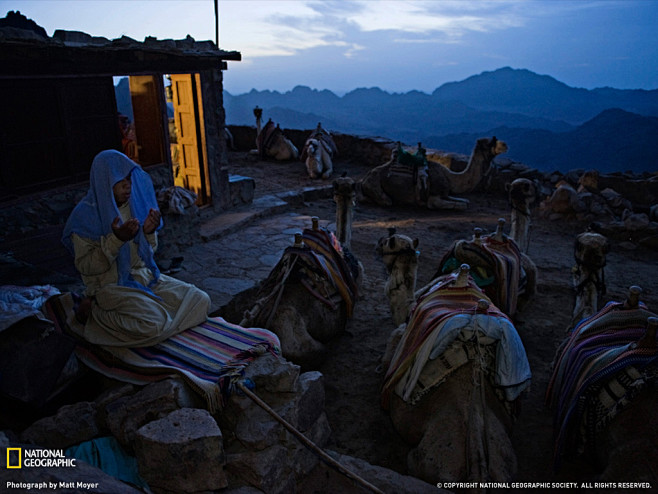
[
  {"left": 223, "top": 68, "right": 658, "bottom": 173},
  {"left": 114, "top": 78, "right": 133, "bottom": 120},
  {"left": 421, "top": 109, "right": 658, "bottom": 174},
  {"left": 118, "top": 67, "right": 658, "bottom": 173}
]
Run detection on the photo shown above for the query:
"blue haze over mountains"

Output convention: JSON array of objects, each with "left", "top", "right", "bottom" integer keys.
[{"left": 222, "top": 67, "right": 658, "bottom": 174}]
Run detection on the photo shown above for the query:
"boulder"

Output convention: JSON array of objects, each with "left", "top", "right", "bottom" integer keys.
[
  {"left": 103, "top": 378, "right": 201, "bottom": 449},
  {"left": 289, "top": 412, "right": 332, "bottom": 478},
  {"left": 243, "top": 353, "right": 301, "bottom": 394},
  {"left": 296, "top": 371, "right": 325, "bottom": 431},
  {"left": 19, "top": 401, "right": 99, "bottom": 449},
  {"left": 623, "top": 212, "right": 650, "bottom": 231},
  {"left": 226, "top": 444, "right": 295, "bottom": 494},
  {"left": 134, "top": 407, "right": 227, "bottom": 493}
]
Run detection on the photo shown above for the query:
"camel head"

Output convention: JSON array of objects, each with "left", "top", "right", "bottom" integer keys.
[
  {"left": 574, "top": 232, "right": 610, "bottom": 271},
  {"left": 332, "top": 174, "right": 356, "bottom": 201},
  {"left": 507, "top": 178, "right": 538, "bottom": 212},
  {"left": 477, "top": 136, "right": 508, "bottom": 157},
  {"left": 376, "top": 228, "right": 419, "bottom": 274}
]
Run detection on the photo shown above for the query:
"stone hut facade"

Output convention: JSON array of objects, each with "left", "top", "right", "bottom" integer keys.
[{"left": 0, "top": 11, "right": 241, "bottom": 272}]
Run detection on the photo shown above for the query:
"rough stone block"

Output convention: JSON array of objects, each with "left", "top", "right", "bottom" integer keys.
[
  {"left": 228, "top": 390, "right": 299, "bottom": 451},
  {"left": 298, "top": 450, "right": 443, "bottom": 494},
  {"left": 226, "top": 445, "right": 294, "bottom": 494},
  {"left": 243, "top": 354, "right": 300, "bottom": 393},
  {"left": 296, "top": 371, "right": 325, "bottom": 432},
  {"left": 229, "top": 175, "right": 256, "bottom": 205},
  {"left": 134, "top": 408, "right": 227, "bottom": 493},
  {"left": 290, "top": 411, "right": 332, "bottom": 478},
  {"left": 103, "top": 378, "right": 201, "bottom": 449},
  {"left": 19, "top": 401, "right": 99, "bottom": 449},
  {"left": 93, "top": 383, "right": 136, "bottom": 432}
]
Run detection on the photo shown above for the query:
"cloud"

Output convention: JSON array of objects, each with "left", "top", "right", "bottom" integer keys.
[{"left": 221, "top": 0, "right": 531, "bottom": 59}]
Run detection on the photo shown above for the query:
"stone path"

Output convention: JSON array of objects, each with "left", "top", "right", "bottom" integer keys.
[{"left": 172, "top": 185, "right": 334, "bottom": 314}]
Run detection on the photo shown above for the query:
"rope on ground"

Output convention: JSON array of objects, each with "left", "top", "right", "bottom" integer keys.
[{"left": 236, "top": 381, "right": 385, "bottom": 494}]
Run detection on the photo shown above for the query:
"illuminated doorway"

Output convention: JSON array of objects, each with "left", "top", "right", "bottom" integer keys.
[{"left": 166, "top": 74, "right": 210, "bottom": 206}]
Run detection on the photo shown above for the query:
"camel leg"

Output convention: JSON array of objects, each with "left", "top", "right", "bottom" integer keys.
[
  {"left": 321, "top": 152, "right": 333, "bottom": 180},
  {"left": 271, "top": 305, "right": 325, "bottom": 365}
]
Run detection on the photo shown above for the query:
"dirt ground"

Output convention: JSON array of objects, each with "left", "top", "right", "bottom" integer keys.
[{"left": 225, "top": 150, "right": 658, "bottom": 489}]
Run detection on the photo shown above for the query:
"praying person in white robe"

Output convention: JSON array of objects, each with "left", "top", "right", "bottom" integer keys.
[{"left": 62, "top": 150, "right": 210, "bottom": 347}]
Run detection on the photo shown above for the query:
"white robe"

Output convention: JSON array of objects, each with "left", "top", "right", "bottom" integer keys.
[{"left": 70, "top": 203, "right": 210, "bottom": 348}]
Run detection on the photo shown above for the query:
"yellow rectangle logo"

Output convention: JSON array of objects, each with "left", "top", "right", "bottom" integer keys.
[{"left": 6, "top": 448, "right": 21, "bottom": 468}]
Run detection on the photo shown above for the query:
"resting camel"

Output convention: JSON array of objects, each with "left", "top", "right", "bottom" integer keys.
[
  {"left": 432, "top": 219, "right": 537, "bottom": 317},
  {"left": 301, "top": 123, "right": 338, "bottom": 180},
  {"left": 547, "top": 284, "right": 658, "bottom": 484},
  {"left": 252, "top": 106, "right": 298, "bottom": 161},
  {"left": 380, "top": 258, "right": 531, "bottom": 484},
  {"left": 240, "top": 213, "right": 361, "bottom": 368},
  {"left": 359, "top": 137, "right": 508, "bottom": 210},
  {"left": 507, "top": 178, "right": 538, "bottom": 254}
]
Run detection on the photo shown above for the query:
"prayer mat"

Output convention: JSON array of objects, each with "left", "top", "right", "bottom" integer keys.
[{"left": 46, "top": 293, "right": 281, "bottom": 412}]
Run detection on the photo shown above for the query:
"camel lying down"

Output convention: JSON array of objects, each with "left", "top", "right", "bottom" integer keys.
[
  {"left": 381, "top": 265, "right": 531, "bottom": 484},
  {"left": 547, "top": 286, "right": 658, "bottom": 483},
  {"left": 360, "top": 137, "right": 508, "bottom": 210},
  {"left": 239, "top": 219, "right": 361, "bottom": 368}
]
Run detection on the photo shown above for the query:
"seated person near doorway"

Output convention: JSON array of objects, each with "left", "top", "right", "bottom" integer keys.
[{"left": 62, "top": 149, "right": 210, "bottom": 347}]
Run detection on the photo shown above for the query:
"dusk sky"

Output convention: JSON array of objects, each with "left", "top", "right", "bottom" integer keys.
[{"left": 6, "top": 0, "right": 658, "bottom": 95}]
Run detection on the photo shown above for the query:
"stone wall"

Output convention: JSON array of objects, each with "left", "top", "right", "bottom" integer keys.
[{"left": 227, "top": 124, "right": 397, "bottom": 168}]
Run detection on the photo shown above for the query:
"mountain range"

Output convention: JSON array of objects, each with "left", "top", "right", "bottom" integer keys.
[{"left": 222, "top": 67, "right": 658, "bottom": 174}]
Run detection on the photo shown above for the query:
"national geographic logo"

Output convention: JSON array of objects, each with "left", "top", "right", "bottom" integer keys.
[
  {"left": 6, "top": 448, "right": 21, "bottom": 469},
  {"left": 5, "top": 448, "right": 76, "bottom": 469}
]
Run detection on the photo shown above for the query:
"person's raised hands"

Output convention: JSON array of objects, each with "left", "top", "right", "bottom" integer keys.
[
  {"left": 111, "top": 216, "right": 139, "bottom": 242},
  {"left": 143, "top": 208, "right": 161, "bottom": 235}
]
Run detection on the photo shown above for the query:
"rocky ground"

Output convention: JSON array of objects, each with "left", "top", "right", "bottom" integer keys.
[{"left": 224, "top": 150, "right": 658, "bottom": 490}]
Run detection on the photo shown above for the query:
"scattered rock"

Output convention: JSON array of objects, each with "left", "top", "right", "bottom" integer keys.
[{"left": 134, "top": 407, "right": 228, "bottom": 493}]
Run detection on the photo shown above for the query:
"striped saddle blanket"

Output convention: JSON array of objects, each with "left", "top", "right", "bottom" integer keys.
[
  {"left": 545, "top": 301, "right": 658, "bottom": 466},
  {"left": 381, "top": 272, "right": 531, "bottom": 409},
  {"left": 257, "top": 119, "right": 283, "bottom": 157},
  {"left": 46, "top": 293, "right": 281, "bottom": 412},
  {"left": 436, "top": 235, "right": 523, "bottom": 316},
  {"left": 384, "top": 143, "right": 429, "bottom": 203},
  {"left": 255, "top": 227, "right": 359, "bottom": 320}
]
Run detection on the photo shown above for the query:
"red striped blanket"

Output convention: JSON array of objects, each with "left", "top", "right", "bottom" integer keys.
[
  {"left": 381, "top": 273, "right": 503, "bottom": 409},
  {"left": 46, "top": 293, "right": 281, "bottom": 412}
]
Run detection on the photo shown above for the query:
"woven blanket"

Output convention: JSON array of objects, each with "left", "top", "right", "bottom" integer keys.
[
  {"left": 46, "top": 293, "right": 281, "bottom": 412},
  {"left": 299, "top": 227, "right": 358, "bottom": 316},
  {"left": 381, "top": 272, "right": 531, "bottom": 409},
  {"left": 257, "top": 119, "right": 280, "bottom": 158},
  {"left": 545, "top": 301, "right": 658, "bottom": 465},
  {"left": 435, "top": 237, "right": 522, "bottom": 316},
  {"left": 481, "top": 236, "right": 522, "bottom": 315}
]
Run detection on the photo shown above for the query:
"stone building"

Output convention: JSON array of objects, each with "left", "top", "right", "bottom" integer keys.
[{"left": 0, "top": 11, "right": 242, "bottom": 273}]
